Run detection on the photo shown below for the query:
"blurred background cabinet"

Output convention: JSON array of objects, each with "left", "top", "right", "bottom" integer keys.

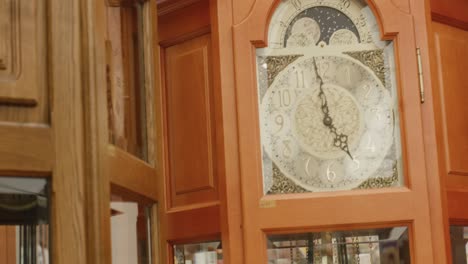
[{"left": 428, "top": 0, "right": 468, "bottom": 263}]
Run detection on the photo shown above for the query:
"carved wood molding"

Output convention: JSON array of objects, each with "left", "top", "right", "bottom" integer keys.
[
  {"left": 0, "top": 125, "right": 53, "bottom": 174},
  {"left": 0, "top": 0, "right": 44, "bottom": 106},
  {"left": 107, "top": 0, "right": 147, "bottom": 7},
  {"left": 157, "top": 0, "right": 202, "bottom": 16},
  {"left": 432, "top": 12, "right": 468, "bottom": 31},
  {"left": 159, "top": 25, "right": 210, "bottom": 47}
]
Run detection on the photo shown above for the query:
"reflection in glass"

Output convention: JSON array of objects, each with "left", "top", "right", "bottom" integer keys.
[
  {"left": 174, "top": 241, "right": 223, "bottom": 264},
  {"left": 0, "top": 177, "right": 50, "bottom": 264},
  {"left": 106, "top": 1, "right": 148, "bottom": 160},
  {"left": 450, "top": 225, "right": 468, "bottom": 264},
  {"left": 111, "top": 194, "right": 153, "bottom": 264},
  {"left": 267, "top": 226, "right": 410, "bottom": 264}
]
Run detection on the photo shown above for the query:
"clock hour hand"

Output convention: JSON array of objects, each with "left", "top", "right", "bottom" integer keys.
[{"left": 312, "top": 58, "right": 353, "bottom": 159}]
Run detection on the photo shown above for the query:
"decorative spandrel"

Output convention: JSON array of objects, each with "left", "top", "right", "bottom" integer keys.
[{"left": 257, "top": 0, "right": 403, "bottom": 194}]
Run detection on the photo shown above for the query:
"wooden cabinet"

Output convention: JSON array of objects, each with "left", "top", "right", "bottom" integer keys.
[
  {"left": 427, "top": 1, "right": 468, "bottom": 262},
  {"left": 155, "top": 1, "right": 223, "bottom": 263},
  {"left": 2, "top": 0, "right": 467, "bottom": 263},
  {"left": 164, "top": 33, "right": 218, "bottom": 208},
  {"left": 0, "top": 0, "right": 112, "bottom": 263}
]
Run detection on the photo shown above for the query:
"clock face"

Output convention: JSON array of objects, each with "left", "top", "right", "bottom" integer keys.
[{"left": 257, "top": 0, "right": 403, "bottom": 194}]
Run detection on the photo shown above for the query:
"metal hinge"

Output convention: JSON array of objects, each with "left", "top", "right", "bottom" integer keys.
[{"left": 416, "top": 48, "right": 425, "bottom": 104}]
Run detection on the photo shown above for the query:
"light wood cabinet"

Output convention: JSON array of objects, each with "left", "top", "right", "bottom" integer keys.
[{"left": 0, "top": 0, "right": 466, "bottom": 263}]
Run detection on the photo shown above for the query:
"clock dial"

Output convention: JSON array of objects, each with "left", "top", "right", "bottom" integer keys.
[{"left": 257, "top": 0, "right": 403, "bottom": 194}]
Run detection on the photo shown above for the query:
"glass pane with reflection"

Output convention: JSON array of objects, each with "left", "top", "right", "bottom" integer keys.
[
  {"left": 106, "top": 1, "right": 148, "bottom": 160},
  {"left": 111, "top": 192, "right": 154, "bottom": 264},
  {"left": 0, "top": 177, "right": 50, "bottom": 264},
  {"left": 267, "top": 226, "right": 410, "bottom": 264},
  {"left": 450, "top": 225, "right": 468, "bottom": 264},
  {"left": 174, "top": 241, "right": 223, "bottom": 264}
]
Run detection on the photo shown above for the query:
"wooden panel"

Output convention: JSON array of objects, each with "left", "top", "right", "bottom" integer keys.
[
  {"left": 158, "top": 0, "right": 210, "bottom": 45},
  {"left": 209, "top": 0, "right": 245, "bottom": 263},
  {"left": 165, "top": 203, "right": 220, "bottom": 241},
  {"left": 431, "top": 0, "right": 468, "bottom": 30},
  {"left": 447, "top": 190, "right": 468, "bottom": 220},
  {"left": 156, "top": 2, "right": 220, "bottom": 263},
  {"left": 0, "top": 226, "right": 16, "bottom": 264},
  {"left": 164, "top": 33, "right": 218, "bottom": 208},
  {"left": 157, "top": 0, "right": 202, "bottom": 16},
  {"left": 50, "top": 0, "right": 112, "bottom": 263},
  {"left": 108, "top": 144, "right": 157, "bottom": 201},
  {"left": 433, "top": 22, "right": 468, "bottom": 178},
  {"left": 414, "top": 0, "right": 454, "bottom": 260},
  {"left": 0, "top": 0, "right": 47, "bottom": 106},
  {"left": 0, "top": 125, "right": 53, "bottom": 174}
]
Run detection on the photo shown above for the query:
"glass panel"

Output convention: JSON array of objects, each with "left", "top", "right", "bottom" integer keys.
[
  {"left": 174, "top": 241, "right": 223, "bottom": 264},
  {"left": 267, "top": 226, "right": 410, "bottom": 264},
  {"left": 111, "top": 194, "right": 153, "bottom": 264},
  {"left": 0, "top": 177, "right": 50, "bottom": 264},
  {"left": 257, "top": 0, "right": 404, "bottom": 194},
  {"left": 450, "top": 225, "right": 468, "bottom": 264},
  {"left": 106, "top": 2, "right": 148, "bottom": 160}
]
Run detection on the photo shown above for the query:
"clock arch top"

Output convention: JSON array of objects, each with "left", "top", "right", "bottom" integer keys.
[{"left": 234, "top": 0, "right": 413, "bottom": 47}]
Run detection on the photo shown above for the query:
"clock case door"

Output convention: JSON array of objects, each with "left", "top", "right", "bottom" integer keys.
[{"left": 232, "top": 0, "right": 435, "bottom": 263}]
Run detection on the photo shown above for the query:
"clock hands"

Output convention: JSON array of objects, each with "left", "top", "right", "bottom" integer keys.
[{"left": 312, "top": 58, "right": 353, "bottom": 159}]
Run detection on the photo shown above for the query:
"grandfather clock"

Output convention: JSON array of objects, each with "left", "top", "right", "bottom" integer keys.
[{"left": 226, "top": 0, "right": 443, "bottom": 263}]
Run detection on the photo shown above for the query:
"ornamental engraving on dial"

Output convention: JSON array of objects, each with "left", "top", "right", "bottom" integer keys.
[
  {"left": 293, "top": 83, "right": 362, "bottom": 159},
  {"left": 260, "top": 55, "right": 393, "bottom": 191},
  {"left": 258, "top": 0, "right": 403, "bottom": 193}
]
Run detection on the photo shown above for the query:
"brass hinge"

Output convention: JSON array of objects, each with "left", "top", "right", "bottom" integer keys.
[{"left": 416, "top": 48, "right": 425, "bottom": 104}]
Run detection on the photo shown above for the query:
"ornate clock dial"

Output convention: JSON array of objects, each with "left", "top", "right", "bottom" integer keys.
[
  {"left": 260, "top": 55, "right": 394, "bottom": 191},
  {"left": 257, "top": 0, "right": 403, "bottom": 194}
]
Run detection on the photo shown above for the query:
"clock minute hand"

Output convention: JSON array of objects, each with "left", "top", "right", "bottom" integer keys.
[{"left": 312, "top": 58, "right": 353, "bottom": 160}]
